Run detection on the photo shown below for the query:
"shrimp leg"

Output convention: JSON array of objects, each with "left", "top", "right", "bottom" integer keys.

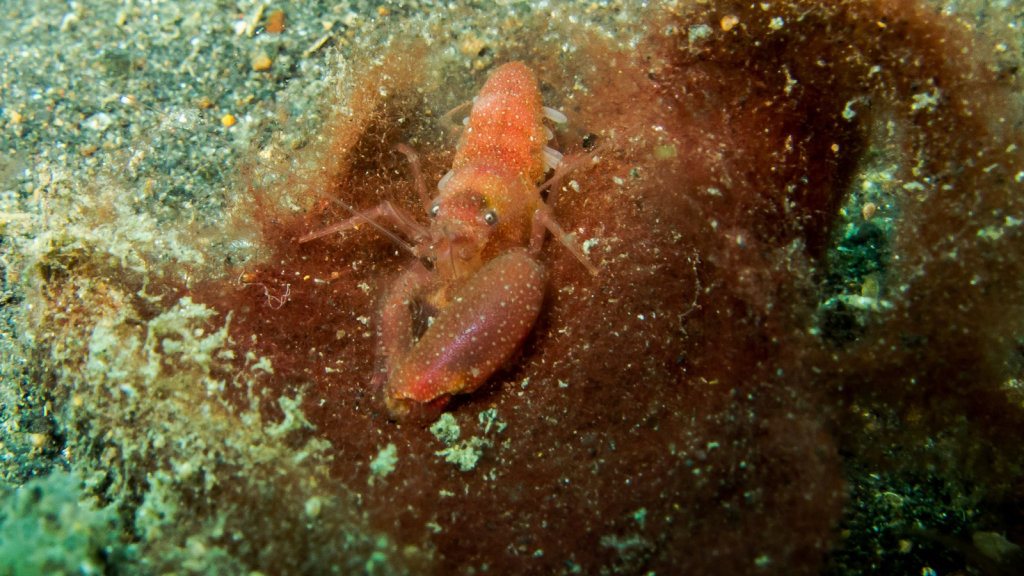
[{"left": 298, "top": 200, "right": 429, "bottom": 246}]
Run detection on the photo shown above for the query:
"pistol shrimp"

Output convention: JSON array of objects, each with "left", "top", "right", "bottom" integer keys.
[{"left": 301, "top": 61, "right": 596, "bottom": 422}]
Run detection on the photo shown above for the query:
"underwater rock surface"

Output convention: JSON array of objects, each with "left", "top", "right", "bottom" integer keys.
[{"left": 1, "top": 0, "right": 1023, "bottom": 574}]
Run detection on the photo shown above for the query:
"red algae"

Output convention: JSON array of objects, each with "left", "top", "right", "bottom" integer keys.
[{"left": 171, "top": 1, "right": 1024, "bottom": 574}]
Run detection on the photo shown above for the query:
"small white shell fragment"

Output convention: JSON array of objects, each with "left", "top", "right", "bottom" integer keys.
[
  {"left": 84, "top": 112, "right": 113, "bottom": 131},
  {"left": 304, "top": 497, "right": 322, "bottom": 518}
]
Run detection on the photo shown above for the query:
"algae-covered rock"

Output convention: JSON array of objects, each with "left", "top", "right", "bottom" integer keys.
[{"left": 17, "top": 256, "right": 412, "bottom": 574}]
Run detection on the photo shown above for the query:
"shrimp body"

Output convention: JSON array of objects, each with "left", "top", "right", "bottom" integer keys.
[
  {"left": 425, "top": 62, "right": 560, "bottom": 281},
  {"left": 453, "top": 61, "right": 548, "bottom": 183},
  {"left": 302, "top": 62, "right": 594, "bottom": 422}
]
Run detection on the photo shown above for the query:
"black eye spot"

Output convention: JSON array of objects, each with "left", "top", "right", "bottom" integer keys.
[
  {"left": 484, "top": 211, "right": 498, "bottom": 225},
  {"left": 430, "top": 204, "right": 440, "bottom": 217}
]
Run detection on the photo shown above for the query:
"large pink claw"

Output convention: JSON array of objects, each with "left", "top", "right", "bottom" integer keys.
[{"left": 383, "top": 250, "right": 543, "bottom": 421}]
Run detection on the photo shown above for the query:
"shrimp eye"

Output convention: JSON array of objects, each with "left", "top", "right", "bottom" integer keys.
[
  {"left": 429, "top": 204, "right": 440, "bottom": 217},
  {"left": 483, "top": 210, "right": 498, "bottom": 226}
]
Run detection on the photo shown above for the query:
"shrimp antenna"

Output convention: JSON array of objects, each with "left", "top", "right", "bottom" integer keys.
[{"left": 329, "top": 198, "right": 417, "bottom": 256}]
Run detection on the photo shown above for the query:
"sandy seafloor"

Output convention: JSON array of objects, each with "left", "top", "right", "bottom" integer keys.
[{"left": 2, "top": 0, "right": 1024, "bottom": 574}]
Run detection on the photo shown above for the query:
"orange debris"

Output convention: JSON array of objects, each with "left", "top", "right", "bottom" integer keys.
[
  {"left": 252, "top": 53, "right": 272, "bottom": 71},
  {"left": 265, "top": 10, "right": 285, "bottom": 34}
]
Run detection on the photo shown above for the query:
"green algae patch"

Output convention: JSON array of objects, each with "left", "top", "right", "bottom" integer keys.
[
  {"left": 430, "top": 409, "right": 509, "bottom": 472},
  {"left": 0, "top": 471, "right": 134, "bottom": 575},
  {"left": 428, "top": 413, "right": 461, "bottom": 446},
  {"left": 368, "top": 443, "right": 398, "bottom": 484}
]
